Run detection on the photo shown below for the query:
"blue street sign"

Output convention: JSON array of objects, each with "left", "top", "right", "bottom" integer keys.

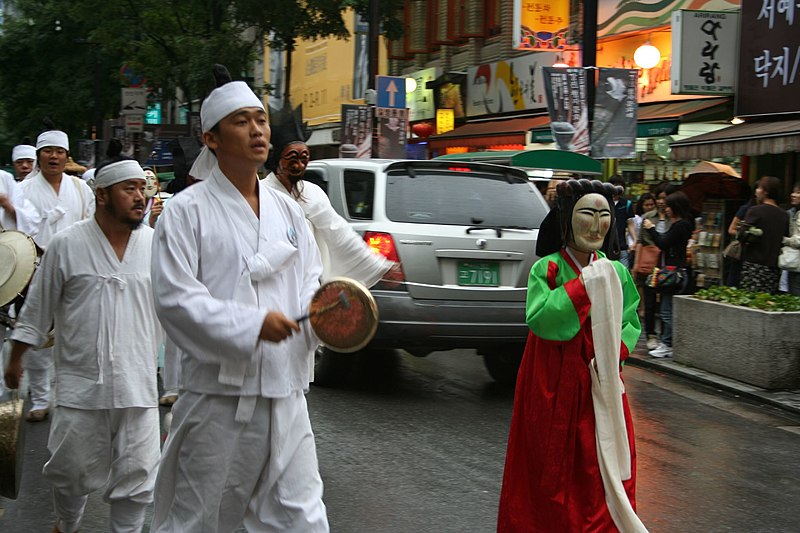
[{"left": 376, "top": 75, "right": 406, "bottom": 109}]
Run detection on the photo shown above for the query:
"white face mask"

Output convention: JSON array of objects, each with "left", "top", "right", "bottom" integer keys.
[
  {"left": 144, "top": 170, "right": 159, "bottom": 198},
  {"left": 569, "top": 193, "right": 612, "bottom": 253}
]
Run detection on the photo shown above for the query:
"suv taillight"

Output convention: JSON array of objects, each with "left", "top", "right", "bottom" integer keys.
[{"left": 364, "top": 231, "right": 406, "bottom": 289}]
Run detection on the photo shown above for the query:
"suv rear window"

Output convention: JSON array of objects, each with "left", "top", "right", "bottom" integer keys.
[
  {"left": 343, "top": 170, "right": 375, "bottom": 220},
  {"left": 385, "top": 170, "right": 546, "bottom": 227}
]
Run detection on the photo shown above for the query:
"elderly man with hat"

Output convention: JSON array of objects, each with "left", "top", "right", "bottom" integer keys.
[
  {"left": 17, "top": 128, "right": 95, "bottom": 422},
  {"left": 12, "top": 143, "right": 36, "bottom": 181},
  {"left": 5, "top": 154, "right": 161, "bottom": 533},
  {"left": 150, "top": 66, "right": 328, "bottom": 532}
]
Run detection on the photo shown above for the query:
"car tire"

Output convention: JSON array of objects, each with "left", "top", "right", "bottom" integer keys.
[
  {"left": 313, "top": 346, "right": 355, "bottom": 387},
  {"left": 482, "top": 348, "right": 524, "bottom": 385}
]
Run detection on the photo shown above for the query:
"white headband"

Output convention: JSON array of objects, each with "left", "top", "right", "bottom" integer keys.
[
  {"left": 191, "top": 81, "right": 265, "bottom": 179},
  {"left": 36, "top": 130, "right": 69, "bottom": 151},
  {"left": 94, "top": 160, "right": 146, "bottom": 189},
  {"left": 12, "top": 144, "right": 36, "bottom": 161}
]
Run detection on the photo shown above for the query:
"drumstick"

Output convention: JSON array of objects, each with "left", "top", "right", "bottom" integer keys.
[{"left": 296, "top": 290, "right": 350, "bottom": 322}]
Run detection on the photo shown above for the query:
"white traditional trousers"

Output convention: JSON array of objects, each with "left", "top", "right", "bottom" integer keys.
[
  {"left": 152, "top": 390, "right": 329, "bottom": 533},
  {"left": 24, "top": 346, "right": 53, "bottom": 411},
  {"left": 44, "top": 406, "right": 160, "bottom": 533}
]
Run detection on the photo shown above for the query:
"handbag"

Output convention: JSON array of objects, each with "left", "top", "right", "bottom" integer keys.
[
  {"left": 722, "top": 239, "right": 742, "bottom": 260},
  {"left": 646, "top": 266, "right": 690, "bottom": 294},
  {"left": 632, "top": 243, "right": 661, "bottom": 275},
  {"left": 778, "top": 245, "right": 800, "bottom": 272}
]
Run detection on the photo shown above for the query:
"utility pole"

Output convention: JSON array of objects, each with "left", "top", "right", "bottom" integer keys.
[
  {"left": 583, "top": 0, "right": 598, "bottom": 139},
  {"left": 368, "top": 0, "right": 380, "bottom": 91}
]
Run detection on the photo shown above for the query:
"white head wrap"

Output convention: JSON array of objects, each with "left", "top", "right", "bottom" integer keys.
[
  {"left": 81, "top": 168, "right": 96, "bottom": 182},
  {"left": 94, "top": 160, "right": 146, "bottom": 189},
  {"left": 12, "top": 144, "right": 36, "bottom": 162},
  {"left": 190, "top": 81, "right": 265, "bottom": 180},
  {"left": 36, "top": 130, "right": 70, "bottom": 151}
]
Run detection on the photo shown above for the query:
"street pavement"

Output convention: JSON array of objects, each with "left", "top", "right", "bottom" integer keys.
[{"left": 626, "top": 335, "right": 800, "bottom": 418}]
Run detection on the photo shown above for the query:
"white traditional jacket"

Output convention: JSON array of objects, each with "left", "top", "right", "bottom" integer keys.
[
  {"left": 20, "top": 171, "right": 95, "bottom": 248},
  {"left": 151, "top": 166, "right": 322, "bottom": 399},
  {"left": 0, "top": 169, "right": 39, "bottom": 234},
  {"left": 11, "top": 219, "right": 159, "bottom": 409}
]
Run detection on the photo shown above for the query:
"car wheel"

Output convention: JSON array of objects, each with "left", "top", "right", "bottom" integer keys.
[
  {"left": 313, "top": 346, "right": 355, "bottom": 387},
  {"left": 482, "top": 348, "right": 524, "bottom": 385}
]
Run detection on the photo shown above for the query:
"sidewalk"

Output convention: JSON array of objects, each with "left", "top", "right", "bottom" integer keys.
[{"left": 627, "top": 335, "right": 800, "bottom": 418}]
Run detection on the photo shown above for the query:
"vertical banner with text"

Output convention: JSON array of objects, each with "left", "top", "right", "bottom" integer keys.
[
  {"left": 340, "top": 104, "right": 373, "bottom": 158},
  {"left": 592, "top": 68, "right": 638, "bottom": 159},
  {"left": 542, "top": 67, "right": 589, "bottom": 154},
  {"left": 376, "top": 108, "right": 408, "bottom": 159}
]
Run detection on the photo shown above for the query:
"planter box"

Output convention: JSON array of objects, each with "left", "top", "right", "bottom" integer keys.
[{"left": 673, "top": 296, "right": 800, "bottom": 390}]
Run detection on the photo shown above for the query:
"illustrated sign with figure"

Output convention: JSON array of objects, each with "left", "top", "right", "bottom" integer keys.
[
  {"left": 736, "top": 0, "right": 800, "bottom": 117},
  {"left": 542, "top": 67, "right": 589, "bottom": 155},
  {"left": 671, "top": 10, "right": 738, "bottom": 95},
  {"left": 340, "top": 104, "right": 373, "bottom": 158},
  {"left": 467, "top": 52, "right": 553, "bottom": 117},
  {"left": 513, "top": 0, "right": 570, "bottom": 51},
  {"left": 592, "top": 68, "right": 638, "bottom": 159}
]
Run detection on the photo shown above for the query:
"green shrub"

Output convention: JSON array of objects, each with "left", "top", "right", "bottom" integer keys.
[{"left": 693, "top": 286, "right": 800, "bottom": 312}]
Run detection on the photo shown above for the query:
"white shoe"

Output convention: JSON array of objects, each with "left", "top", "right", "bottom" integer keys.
[
  {"left": 646, "top": 335, "right": 659, "bottom": 350},
  {"left": 650, "top": 344, "right": 673, "bottom": 358}
]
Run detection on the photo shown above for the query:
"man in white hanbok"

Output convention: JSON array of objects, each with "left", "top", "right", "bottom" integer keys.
[
  {"left": 12, "top": 143, "right": 36, "bottom": 181},
  {"left": 4, "top": 159, "right": 161, "bottom": 533},
  {"left": 150, "top": 72, "right": 329, "bottom": 532},
  {"left": 1, "top": 167, "right": 38, "bottom": 233},
  {"left": 18, "top": 130, "right": 95, "bottom": 421}
]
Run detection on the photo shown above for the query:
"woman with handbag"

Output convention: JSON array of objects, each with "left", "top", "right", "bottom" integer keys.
[
  {"left": 740, "top": 176, "right": 790, "bottom": 294},
  {"left": 636, "top": 184, "right": 676, "bottom": 350},
  {"left": 642, "top": 191, "right": 694, "bottom": 358},
  {"left": 781, "top": 182, "right": 800, "bottom": 295}
]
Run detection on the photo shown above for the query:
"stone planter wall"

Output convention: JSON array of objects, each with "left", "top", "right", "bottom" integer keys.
[{"left": 673, "top": 296, "right": 800, "bottom": 390}]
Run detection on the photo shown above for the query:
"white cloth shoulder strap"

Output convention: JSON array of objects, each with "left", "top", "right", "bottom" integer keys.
[
  {"left": 583, "top": 258, "right": 648, "bottom": 533},
  {"left": 71, "top": 176, "right": 87, "bottom": 219}
]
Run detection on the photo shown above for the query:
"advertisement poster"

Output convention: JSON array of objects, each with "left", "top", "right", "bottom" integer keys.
[
  {"left": 340, "top": 104, "right": 372, "bottom": 158},
  {"left": 592, "top": 68, "right": 638, "bottom": 159},
  {"left": 542, "top": 67, "right": 589, "bottom": 154},
  {"left": 513, "top": 0, "right": 570, "bottom": 50},
  {"left": 467, "top": 52, "right": 554, "bottom": 117},
  {"left": 376, "top": 108, "right": 408, "bottom": 159}
]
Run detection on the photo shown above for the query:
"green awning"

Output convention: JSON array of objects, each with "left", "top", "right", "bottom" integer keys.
[{"left": 434, "top": 149, "right": 601, "bottom": 175}]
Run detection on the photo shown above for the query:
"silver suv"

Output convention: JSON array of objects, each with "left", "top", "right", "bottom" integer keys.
[{"left": 303, "top": 159, "right": 549, "bottom": 384}]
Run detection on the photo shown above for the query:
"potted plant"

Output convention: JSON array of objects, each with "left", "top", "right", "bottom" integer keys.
[{"left": 673, "top": 286, "right": 800, "bottom": 390}]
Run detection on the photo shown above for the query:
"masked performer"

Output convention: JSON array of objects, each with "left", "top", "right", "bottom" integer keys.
[
  {"left": 497, "top": 179, "right": 646, "bottom": 533},
  {"left": 263, "top": 105, "right": 394, "bottom": 287}
]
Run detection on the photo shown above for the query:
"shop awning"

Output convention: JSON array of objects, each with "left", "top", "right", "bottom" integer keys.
[
  {"left": 530, "top": 98, "right": 733, "bottom": 141},
  {"left": 426, "top": 115, "right": 550, "bottom": 150},
  {"left": 670, "top": 119, "right": 800, "bottom": 160}
]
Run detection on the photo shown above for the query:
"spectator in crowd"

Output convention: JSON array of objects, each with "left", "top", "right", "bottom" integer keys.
[
  {"left": 784, "top": 182, "right": 800, "bottom": 296},
  {"left": 609, "top": 175, "right": 636, "bottom": 268},
  {"left": 639, "top": 183, "right": 677, "bottom": 350},
  {"left": 632, "top": 193, "right": 656, "bottom": 317},
  {"left": 739, "top": 176, "right": 789, "bottom": 294},
  {"left": 726, "top": 193, "right": 754, "bottom": 287},
  {"left": 643, "top": 190, "right": 694, "bottom": 359}
]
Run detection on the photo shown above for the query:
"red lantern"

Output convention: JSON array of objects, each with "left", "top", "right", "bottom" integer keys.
[{"left": 412, "top": 122, "right": 434, "bottom": 138}]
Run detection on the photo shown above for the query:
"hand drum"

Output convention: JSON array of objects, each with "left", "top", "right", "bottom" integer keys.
[{"left": 303, "top": 277, "right": 378, "bottom": 353}]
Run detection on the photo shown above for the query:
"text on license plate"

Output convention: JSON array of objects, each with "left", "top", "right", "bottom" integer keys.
[{"left": 457, "top": 261, "right": 499, "bottom": 286}]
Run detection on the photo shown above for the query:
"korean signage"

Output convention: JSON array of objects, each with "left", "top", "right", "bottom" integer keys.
[
  {"left": 542, "top": 67, "right": 589, "bottom": 155},
  {"left": 407, "top": 67, "right": 441, "bottom": 122},
  {"left": 121, "top": 88, "right": 147, "bottom": 115},
  {"left": 340, "top": 104, "right": 373, "bottom": 158},
  {"left": 436, "top": 109, "right": 455, "bottom": 134},
  {"left": 736, "top": 0, "right": 800, "bottom": 117},
  {"left": 467, "top": 52, "right": 555, "bottom": 117},
  {"left": 592, "top": 69, "right": 639, "bottom": 159},
  {"left": 513, "top": 0, "right": 570, "bottom": 50},
  {"left": 671, "top": 10, "right": 738, "bottom": 95}
]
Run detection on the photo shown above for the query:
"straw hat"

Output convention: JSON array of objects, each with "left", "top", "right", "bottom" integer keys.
[
  {"left": 0, "top": 231, "right": 38, "bottom": 307},
  {"left": 64, "top": 157, "right": 87, "bottom": 176}
]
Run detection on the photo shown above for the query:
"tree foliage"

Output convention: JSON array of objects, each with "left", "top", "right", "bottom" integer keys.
[{"left": 0, "top": 0, "right": 404, "bottom": 156}]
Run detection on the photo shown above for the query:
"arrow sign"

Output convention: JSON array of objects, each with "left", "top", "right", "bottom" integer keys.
[{"left": 376, "top": 76, "right": 406, "bottom": 109}]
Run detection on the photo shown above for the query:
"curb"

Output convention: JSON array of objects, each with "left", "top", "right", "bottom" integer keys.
[{"left": 627, "top": 350, "right": 800, "bottom": 418}]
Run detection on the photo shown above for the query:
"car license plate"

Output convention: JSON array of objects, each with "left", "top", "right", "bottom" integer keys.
[{"left": 457, "top": 261, "right": 499, "bottom": 287}]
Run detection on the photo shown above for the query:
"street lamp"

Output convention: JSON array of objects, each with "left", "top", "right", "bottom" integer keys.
[{"left": 634, "top": 43, "right": 661, "bottom": 69}]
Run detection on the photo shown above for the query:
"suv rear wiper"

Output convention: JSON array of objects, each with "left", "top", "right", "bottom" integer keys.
[{"left": 466, "top": 225, "right": 532, "bottom": 237}]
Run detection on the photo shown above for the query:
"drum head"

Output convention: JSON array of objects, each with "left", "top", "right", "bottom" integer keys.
[
  {"left": 0, "top": 230, "right": 38, "bottom": 307},
  {"left": 0, "top": 390, "right": 25, "bottom": 499},
  {"left": 308, "top": 277, "right": 378, "bottom": 353}
]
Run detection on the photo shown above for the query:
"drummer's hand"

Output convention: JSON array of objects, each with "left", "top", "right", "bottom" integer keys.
[
  {"left": 259, "top": 311, "right": 300, "bottom": 342},
  {"left": 0, "top": 193, "right": 14, "bottom": 214},
  {"left": 4, "top": 355, "right": 23, "bottom": 390}
]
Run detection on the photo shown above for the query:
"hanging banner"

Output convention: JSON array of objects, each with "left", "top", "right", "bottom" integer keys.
[
  {"left": 513, "top": 0, "right": 570, "bottom": 50},
  {"left": 592, "top": 68, "right": 639, "bottom": 159},
  {"left": 542, "top": 67, "right": 589, "bottom": 154},
  {"left": 467, "top": 52, "right": 554, "bottom": 117},
  {"left": 340, "top": 104, "right": 372, "bottom": 158},
  {"left": 376, "top": 107, "right": 408, "bottom": 159},
  {"left": 671, "top": 10, "right": 738, "bottom": 95}
]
